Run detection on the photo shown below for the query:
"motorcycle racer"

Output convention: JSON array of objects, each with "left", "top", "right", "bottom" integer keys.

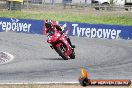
[{"left": 45, "top": 19, "right": 75, "bottom": 48}]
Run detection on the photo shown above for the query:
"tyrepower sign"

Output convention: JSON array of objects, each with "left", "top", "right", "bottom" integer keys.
[
  {"left": 67, "top": 22, "right": 132, "bottom": 39},
  {"left": 0, "top": 17, "right": 44, "bottom": 34},
  {"left": 0, "top": 17, "right": 132, "bottom": 40}
]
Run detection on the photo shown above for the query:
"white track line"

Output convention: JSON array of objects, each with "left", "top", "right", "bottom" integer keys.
[
  {"left": 0, "top": 82, "right": 79, "bottom": 85},
  {"left": 0, "top": 80, "right": 132, "bottom": 85}
]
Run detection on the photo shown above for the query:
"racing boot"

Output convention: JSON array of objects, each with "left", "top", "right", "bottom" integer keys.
[{"left": 67, "top": 38, "right": 75, "bottom": 48}]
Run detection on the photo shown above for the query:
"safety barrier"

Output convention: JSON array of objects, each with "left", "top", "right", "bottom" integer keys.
[
  {"left": 0, "top": 17, "right": 44, "bottom": 34},
  {"left": 60, "top": 22, "right": 132, "bottom": 39},
  {"left": 0, "top": 17, "right": 132, "bottom": 40}
]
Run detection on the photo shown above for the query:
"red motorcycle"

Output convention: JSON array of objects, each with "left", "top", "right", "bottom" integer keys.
[{"left": 47, "top": 30, "right": 75, "bottom": 60}]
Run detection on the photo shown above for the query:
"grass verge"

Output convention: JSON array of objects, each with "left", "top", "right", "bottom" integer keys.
[{"left": 0, "top": 10, "right": 132, "bottom": 26}]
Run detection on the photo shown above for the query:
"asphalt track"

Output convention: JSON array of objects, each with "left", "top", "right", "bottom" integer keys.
[{"left": 0, "top": 32, "right": 132, "bottom": 83}]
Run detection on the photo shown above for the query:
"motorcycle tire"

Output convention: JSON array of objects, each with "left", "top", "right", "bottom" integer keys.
[
  {"left": 69, "top": 50, "right": 75, "bottom": 59},
  {"left": 56, "top": 46, "right": 68, "bottom": 60}
]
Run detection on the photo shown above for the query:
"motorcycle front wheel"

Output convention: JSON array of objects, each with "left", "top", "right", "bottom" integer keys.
[{"left": 56, "top": 46, "right": 68, "bottom": 60}]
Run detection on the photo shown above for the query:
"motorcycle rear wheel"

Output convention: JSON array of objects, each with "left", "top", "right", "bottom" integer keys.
[{"left": 69, "top": 50, "right": 75, "bottom": 59}]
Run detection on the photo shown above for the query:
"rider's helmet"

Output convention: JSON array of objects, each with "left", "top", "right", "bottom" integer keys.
[{"left": 45, "top": 19, "right": 53, "bottom": 29}]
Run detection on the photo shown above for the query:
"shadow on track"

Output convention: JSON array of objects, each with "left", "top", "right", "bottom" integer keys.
[
  {"left": 41, "top": 58, "right": 64, "bottom": 61},
  {"left": 48, "top": 58, "right": 64, "bottom": 60}
]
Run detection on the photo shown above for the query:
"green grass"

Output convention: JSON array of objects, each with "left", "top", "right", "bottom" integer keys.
[{"left": 0, "top": 11, "right": 132, "bottom": 26}]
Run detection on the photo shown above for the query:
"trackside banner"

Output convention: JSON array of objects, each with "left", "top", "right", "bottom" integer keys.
[
  {"left": 58, "top": 21, "right": 132, "bottom": 39},
  {"left": 0, "top": 17, "right": 132, "bottom": 40},
  {"left": 0, "top": 17, "right": 44, "bottom": 34},
  {"left": 62, "top": 22, "right": 132, "bottom": 39}
]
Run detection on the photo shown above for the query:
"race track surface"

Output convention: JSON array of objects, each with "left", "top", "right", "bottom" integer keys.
[{"left": 0, "top": 32, "right": 132, "bottom": 83}]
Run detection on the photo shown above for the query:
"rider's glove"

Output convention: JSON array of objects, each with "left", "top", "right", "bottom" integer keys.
[{"left": 60, "top": 31, "right": 65, "bottom": 34}]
